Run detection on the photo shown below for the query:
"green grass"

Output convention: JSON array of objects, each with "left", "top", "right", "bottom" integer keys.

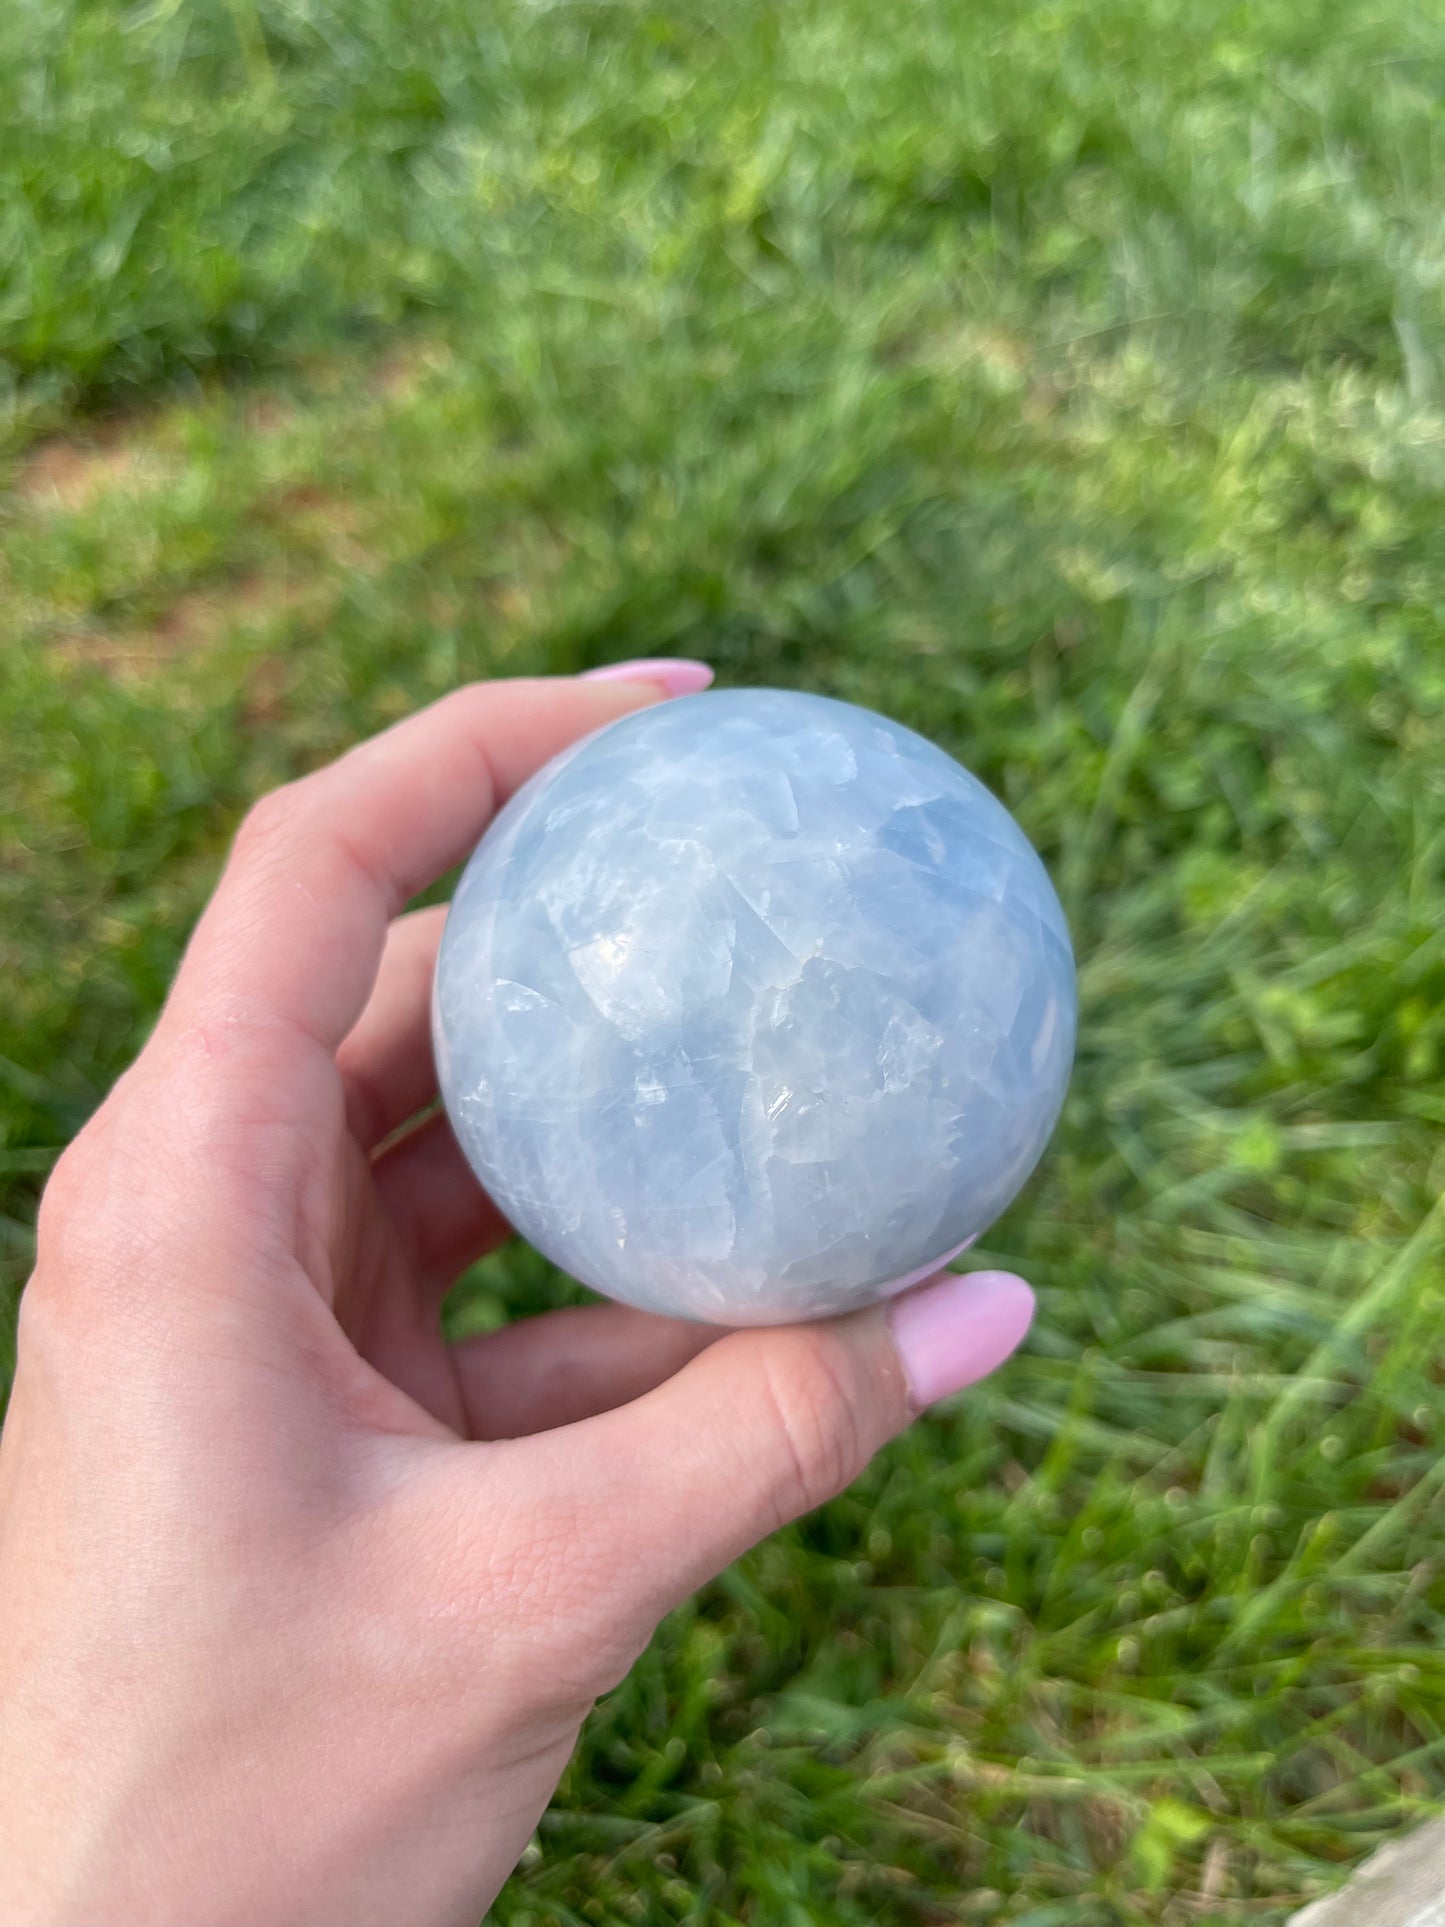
[{"left": 3, "top": 0, "right": 1444, "bottom": 1918}]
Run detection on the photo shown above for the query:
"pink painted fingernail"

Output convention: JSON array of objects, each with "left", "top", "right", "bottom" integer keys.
[
  {"left": 579, "top": 658, "right": 715, "bottom": 697},
  {"left": 889, "top": 1269, "right": 1035, "bottom": 1409}
]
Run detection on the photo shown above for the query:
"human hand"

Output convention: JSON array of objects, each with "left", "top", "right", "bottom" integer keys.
[{"left": 0, "top": 666, "right": 1036, "bottom": 1927}]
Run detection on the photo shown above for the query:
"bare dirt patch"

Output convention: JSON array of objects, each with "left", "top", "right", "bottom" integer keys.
[
  {"left": 51, "top": 574, "right": 331, "bottom": 680},
  {"left": 15, "top": 435, "right": 173, "bottom": 513}
]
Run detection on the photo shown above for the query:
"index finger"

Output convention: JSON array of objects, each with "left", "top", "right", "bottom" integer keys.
[{"left": 166, "top": 677, "right": 670, "bottom": 1052}]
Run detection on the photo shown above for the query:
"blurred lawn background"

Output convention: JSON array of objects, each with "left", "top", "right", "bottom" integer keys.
[{"left": 2, "top": 0, "right": 1444, "bottom": 1920}]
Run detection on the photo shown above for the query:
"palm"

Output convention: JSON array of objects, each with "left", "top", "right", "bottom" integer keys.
[
  {"left": 285, "top": 939, "right": 482, "bottom": 1443},
  {"left": 270, "top": 906, "right": 713, "bottom": 1454},
  {"left": 336, "top": 1127, "right": 474, "bottom": 1439}
]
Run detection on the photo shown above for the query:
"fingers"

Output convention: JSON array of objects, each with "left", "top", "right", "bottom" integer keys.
[
  {"left": 371, "top": 1113, "right": 511, "bottom": 1292},
  {"left": 452, "top": 1302, "right": 721, "bottom": 1439},
  {"left": 527, "top": 1269, "right": 1035, "bottom": 1622},
  {"left": 335, "top": 904, "right": 447, "bottom": 1150},
  {"left": 164, "top": 677, "right": 667, "bottom": 1056}
]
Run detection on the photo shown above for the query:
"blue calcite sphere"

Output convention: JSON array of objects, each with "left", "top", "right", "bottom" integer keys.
[{"left": 433, "top": 689, "right": 1075, "bottom": 1325}]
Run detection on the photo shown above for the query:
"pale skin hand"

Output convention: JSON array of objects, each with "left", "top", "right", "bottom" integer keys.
[{"left": 0, "top": 674, "right": 1035, "bottom": 1927}]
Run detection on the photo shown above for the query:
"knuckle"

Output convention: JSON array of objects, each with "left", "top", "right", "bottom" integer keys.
[
  {"left": 34, "top": 1136, "right": 93, "bottom": 1240},
  {"left": 234, "top": 783, "right": 303, "bottom": 862},
  {"left": 12, "top": 1253, "right": 87, "bottom": 1375},
  {"left": 32, "top": 1133, "right": 111, "bottom": 1280},
  {"left": 756, "top": 1331, "right": 868, "bottom": 1527},
  {"left": 27, "top": 1110, "right": 161, "bottom": 1338},
  {"left": 18, "top": 1248, "right": 87, "bottom": 1364}
]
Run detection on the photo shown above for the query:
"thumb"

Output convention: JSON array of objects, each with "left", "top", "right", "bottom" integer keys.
[{"left": 546, "top": 1268, "right": 1035, "bottom": 1622}]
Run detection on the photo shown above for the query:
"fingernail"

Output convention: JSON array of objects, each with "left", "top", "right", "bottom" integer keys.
[
  {"left": 889, "top": 1269, "right": 1035, "bottom": 1409},
  {"left": 579, "top": 658, "right": 715, "bottom": 697}
]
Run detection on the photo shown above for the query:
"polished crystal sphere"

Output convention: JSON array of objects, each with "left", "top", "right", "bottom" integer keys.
[{"left": 433, "top": 689, "right": 1075, "bottom": 1325}]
